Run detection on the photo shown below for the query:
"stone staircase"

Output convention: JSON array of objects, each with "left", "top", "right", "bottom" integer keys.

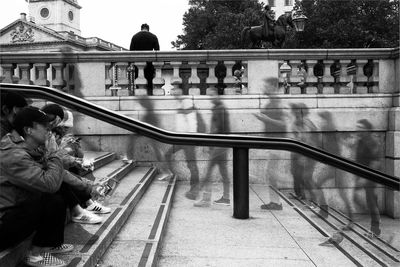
[{"left": 0, "top": 151, "right": 177, "bottom": 267}]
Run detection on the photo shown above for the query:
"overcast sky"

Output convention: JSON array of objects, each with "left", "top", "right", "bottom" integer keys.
[{"left": 0, "top": 0, "right": 189, "bottom": 50}]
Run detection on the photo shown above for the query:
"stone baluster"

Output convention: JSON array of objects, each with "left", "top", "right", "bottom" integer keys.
[
  {"left": 51, "top": 63, "right": 66, "bottom": 91},
  {"left": 152, "top": 62, "right": 165, "bottom": 96},
  {"left": 288, "top": 60, "right": 301, "bottom": 94},
  {"left": 354, "top": 59, "right": 368, "bottom": 94},
  {"left": 134, "top": 62, "right": 148, "bottom": 96},
  {"left": 170, "top": 61, "right": 183, "bottom": 95},
  {"left": 370, "top": 59, "right": 379, "bottom": 93},
  {"left": 206, "top": 61, "right": 218, "bottom": 95},
  {"left": 338, "top": 59, "right": 352, "bottom": 94},
  {"left": 105, "top": 63, "right": 113, "bottom": 94},
  {"left": 223, "top": 61, "right": 237, "bottom": 95},
  {"left": 241, "top": 61, "right": 248, "bottom": 95},
  {"left": 1, "top": 64, "right": 18, "bottom": 83},
  {"left": 279, "top": 61, "right": 292, "bottom": 94},
  {"left": 34, "top": 63, "right": 50, "bottom": 86},
  {"left": 305, "top": 60, "right": 318, "bottom": 94},
  {"left": 322, "top": 60, "right": 334, "bottom": 94},
  {"left": 18, "top": 63, "right": 33, "bottom": 85},
  {"left": 116, "top": 62, "right": 129, "bottom": 96},
  {"left": 188, "top": 61, "right": 200, "bottom": 95}
]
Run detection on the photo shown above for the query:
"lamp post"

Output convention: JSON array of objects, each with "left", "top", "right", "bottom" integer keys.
[{"left": 292, "top": 0, "right": 308, "bottom": 32}]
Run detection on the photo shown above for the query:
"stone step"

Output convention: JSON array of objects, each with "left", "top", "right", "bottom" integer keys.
[
  {"left": 98, "top": 174, "right": 177, "bottom": 267},
  {"left": 58, "top": 166, "right": 157, "bottom": 267},
  {"left": 0, "top": 154, "right": 138, "bottom": 267},
  {"left": 278, "top": 189, "right": 399, "bottom": 267}
]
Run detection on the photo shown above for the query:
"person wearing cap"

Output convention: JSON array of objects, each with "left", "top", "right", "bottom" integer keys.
[
  {"left": 0, "top": 106, "right": 72, "bottom": 267},
  {"left": 0, "top": 91, "right": 28, "bottom": 138},
  {"left": 129, "top": 23, "right": 160, "bottom": 95},
  {"left": 41, "top": 104, "right": 110, "bottom": 223}
]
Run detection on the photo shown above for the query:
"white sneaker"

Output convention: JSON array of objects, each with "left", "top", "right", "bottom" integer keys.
[
  {"left": 86, "top": 201, "right": 111, "bottom": 214},
  {"left": 72, "top": 210, "right": 102, "bottom": 224}
]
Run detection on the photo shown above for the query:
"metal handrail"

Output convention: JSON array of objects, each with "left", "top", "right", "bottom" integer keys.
[{"left": 1, "top": 83, "right": 399, "bottom": 218}]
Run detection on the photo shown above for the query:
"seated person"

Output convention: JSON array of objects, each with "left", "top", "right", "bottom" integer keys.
[
  {"left": 0, "top": 106, "right": 72, "bottom": 267},
  {"left": 41, "top": 104, "right": 111, "bottom": 219}
]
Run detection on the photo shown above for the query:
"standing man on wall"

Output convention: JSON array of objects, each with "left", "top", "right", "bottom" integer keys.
[{"left": 129, "top": 23, "right": 160, "bottom": 95}]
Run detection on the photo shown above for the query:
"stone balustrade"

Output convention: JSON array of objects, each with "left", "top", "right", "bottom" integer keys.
[{"left": 0, "top": 48, "right": 398, "bottom": 96}]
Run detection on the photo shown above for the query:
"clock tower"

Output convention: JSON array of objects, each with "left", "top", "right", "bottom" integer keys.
[{"left": 27, "top": 0, "right": 81, "bottom": 35}]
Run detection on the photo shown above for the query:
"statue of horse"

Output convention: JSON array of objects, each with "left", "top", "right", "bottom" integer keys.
[{"left": 241, "top": 14, "right": 294, "bottom": 49}]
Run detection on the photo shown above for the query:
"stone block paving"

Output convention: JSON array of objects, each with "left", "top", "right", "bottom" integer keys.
[{"left": 158, "top": 183, "right": 357, "bottom": 267}]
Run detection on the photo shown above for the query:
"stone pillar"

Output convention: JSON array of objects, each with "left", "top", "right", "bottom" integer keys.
[
  {"left": 188, "top": 61, "right": 200, "bottom": 95},
  {"left": 34, "top": 63, "right": 50, "bottom": 86},
  {"left": 1, "top": 64, "right": 18, "bottom": 84},
  {"left": 305, "top": 60, "right": 318, "bottom": 94},
  {"left": 223, "top": 61, "right": 237, "bottom": 95},
  {"left": 354, "top": 59, "right": 368, "bottom": 94},
  {"left": 206, "top": 61, "right": 218, "bottom": 95},
  {"left": 134, "top": 62, "right": 148, "bottom": 96},
  {"left": 52, "top": 63, "right": 66, "bottom": 91},
  {"left": 18, "top": 63, "right": 33, "bottom": 85},
  {"left": 322, "top": 60, "right": 335, "bottom": 94},
  {"left": 152, "top": 62, "right": 165, "bottom": 96},
  {"left": 339, "top": 59, "right": 351, "bottom": 94}
]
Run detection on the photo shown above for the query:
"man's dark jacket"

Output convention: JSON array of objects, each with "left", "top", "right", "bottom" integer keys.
[{"left": 129, "top": 31, "right": 160, "bottom": 51}]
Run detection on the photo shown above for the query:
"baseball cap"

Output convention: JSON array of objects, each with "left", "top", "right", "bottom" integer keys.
[{"left": 13, "top": 106, "right": 52, "bottom": 136}]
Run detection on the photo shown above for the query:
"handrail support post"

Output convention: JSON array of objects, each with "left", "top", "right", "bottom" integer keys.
[{"left": 233, "top": 147, "right": 249, "bottom": 219}]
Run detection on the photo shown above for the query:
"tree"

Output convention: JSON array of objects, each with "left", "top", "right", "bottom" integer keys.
[
  {"left": 286, "top": 0, "right": 399, "bottom": 48},
  {"left": 172, "top": 0, "right": 264, "bottom": 49},
  {"left": 174, "top": 0, "right": 399, "bottom": 49}
]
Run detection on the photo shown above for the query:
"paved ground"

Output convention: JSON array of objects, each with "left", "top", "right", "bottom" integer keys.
[{"left": 157, "top": 182, "right": 400, "bottom": 267}]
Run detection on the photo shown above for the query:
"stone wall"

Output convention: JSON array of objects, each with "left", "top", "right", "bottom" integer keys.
[{"left": 73, "top": 93, "right": 398, "bottom": 215}]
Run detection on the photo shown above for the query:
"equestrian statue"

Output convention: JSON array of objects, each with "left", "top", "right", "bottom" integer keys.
[{"left": 241, "top": 5, "right": 294, "bottom": 49}]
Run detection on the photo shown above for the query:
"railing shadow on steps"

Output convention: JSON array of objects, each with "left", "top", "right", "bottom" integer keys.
[{"left": 1, "top": 83, "right": 399, "bottom": 220}]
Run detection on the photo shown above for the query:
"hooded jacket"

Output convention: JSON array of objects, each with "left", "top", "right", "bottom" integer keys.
[{"left": 0, "top": 131, "right": 92, "bottom": 219}]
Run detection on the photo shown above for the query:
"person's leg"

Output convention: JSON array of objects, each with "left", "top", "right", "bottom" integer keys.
[
  {"left": 214, "top": 150, "right": 230, "bottom": 204},
  {"left": 57, "top": 183, "right": 102, "bottom": 224},
  {"left": 366, "top": 185, "right": 381, "bottom": 236},
  {"left": 32, "top": 193, "right": 66, "bottom": 248},
  {"left": 184, "top": 146, "right": 200, "bottom": 192},
  {"left": 194, "top": 162, "right": 214, "bottom": 207},
  {"left": 144, "top": 62, "right": 155, "bottom": 95},
  {"left": 291, "top": 156, "right": 305, "bottom": 198},
  {"left": 0, "top": 201, "right": 40, "bottom": 251}
]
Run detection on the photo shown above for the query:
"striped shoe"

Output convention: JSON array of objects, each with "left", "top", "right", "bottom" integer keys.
[
  {"left": 86, "top": 201, "right": 111, "bottom": 214},
  {"left": 72, "top": 210, "right": 102, "bottom": 224},
  {"left": 45, "top": 244, "right": 74, "bottom": 254},
  {"left": 24, "top": 252, "right": 66, "bottom": 267}
]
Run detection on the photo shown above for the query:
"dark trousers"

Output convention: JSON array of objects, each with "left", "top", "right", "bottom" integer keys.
[
  {"left": 0, "top": 193, "right": 66, "bottom": 251},
  {"left": 165, "top": 146, "right": 199, "bottom": 190},
  {"left": 59, "top": 182, "right": 91, "bottom": 209},
  {"left": 134, "top": 62, "right": 155, "bottom": 95}
]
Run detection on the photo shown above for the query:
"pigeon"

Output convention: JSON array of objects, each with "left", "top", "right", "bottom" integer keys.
[{"left": 319, "top": 231, "right": 344, "bottom": 246}]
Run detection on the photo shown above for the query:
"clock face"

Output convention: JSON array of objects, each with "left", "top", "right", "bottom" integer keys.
[
  {"left": 68, "top": 11, "right": 74, "bottom": 21},
  {"left": 40, "top": 7, "right": 49, "bottom": 18}
]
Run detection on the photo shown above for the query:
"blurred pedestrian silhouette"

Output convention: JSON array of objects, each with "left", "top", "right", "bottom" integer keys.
[
  {"left": 194, "top": 97, "right": 230, "bottom": 207},
  {"left": 350, "top": 119, "right": 381, "bottom": 237},
  {"left": 129, "top": 23, "right": 160, "bottom": 95},
  {"left": 164, "top": 98, "right": 201, "bottom": 200},
  {"left": 254, "top": 77, "right": 286, "bottom": 210},
  {"left": 289, "top": 103, "right": 326, "bottom": 211}
]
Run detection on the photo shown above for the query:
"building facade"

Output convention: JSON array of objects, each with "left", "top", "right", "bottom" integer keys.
[{"left": 0, "top": 0, "right": 126, "bottom": 52}]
